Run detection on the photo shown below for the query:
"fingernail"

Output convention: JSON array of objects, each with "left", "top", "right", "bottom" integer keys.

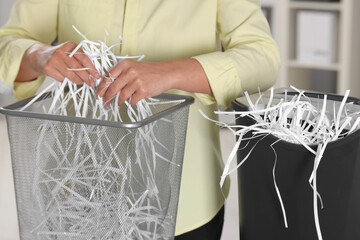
[{"left": 95, "top": 72, "right": 100, "bottom": 78}]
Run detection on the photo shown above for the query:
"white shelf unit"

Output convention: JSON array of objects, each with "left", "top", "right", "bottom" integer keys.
[
  {"left": 263, "top": 0, "right": 360, "bottom": 97},
  {"left": 261, "top": 0, "right": 279, "bottom": 39}
]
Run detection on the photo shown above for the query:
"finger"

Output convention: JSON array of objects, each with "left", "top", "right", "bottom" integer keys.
[
  {"left": 48, "top": 43, "right": 82, "bottom": 85},
  {"left": 129, "top": 91, "right": 143, "bottom": 105},
  {"left": 125, "top": 78, "right": 149, "bottom": 105},
  {"left": 106, "top": 59, "right": 132, "bottom": 80},
  {"left": 97, "top": 60, "right": 132, "bottom": 98},
  {"left": 103, "top": 74, "right": 132, "bottom": 105},
  {"left": 62, "top": 41, "right": 78, "bottom": 52},
  {"left": 49, "top": 69, "right": 66, "bottom": 83},
  {"left": 43, "top": 62, "right": 65, "bottom": 83},
  {"left": 117, "top": 84, "right": 137, "bottom": 106},
  {"left": 66, "top": 57, "right": 95, "bottom": 87},
  {"left": 58, "top": 61, "right": 83, "bottom": 85},
  {"left": 96, "top": 76, "right": 114, "bottom": 98},
  {"left": 73, "top": 49, "right": 100, "bottom": 78},
  {"left": 97, "top": 70, "right": 121, "bottom": 99},
  {"left": 62, "top": 41, "right": 98, "bottom": 85}
]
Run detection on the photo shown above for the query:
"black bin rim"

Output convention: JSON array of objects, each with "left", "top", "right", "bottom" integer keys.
[{"left": 232, "top": 88, "right": 360, "bottom": 152}]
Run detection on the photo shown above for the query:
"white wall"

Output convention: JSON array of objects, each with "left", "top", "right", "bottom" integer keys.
[
  {"left": 0, "top": 0, "right": 16, "bottom": 105},
  {"left": 0, "top": 0, "right": 15, "bottom": 26}
]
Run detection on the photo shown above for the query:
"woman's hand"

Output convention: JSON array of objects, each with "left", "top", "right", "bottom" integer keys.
[
  {"left": 16, "top": 41, "right": 99, "bottom": 86},
  {"left": 96, "top": 58, "right": 212, "bottom": 105}
]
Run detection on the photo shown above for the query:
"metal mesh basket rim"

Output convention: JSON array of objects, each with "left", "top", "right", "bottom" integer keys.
[{"left": 0, "top": 93, "right": 194, "bottom": 129}]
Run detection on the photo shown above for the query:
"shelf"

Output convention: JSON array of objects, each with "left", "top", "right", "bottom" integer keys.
[
  {"left": 289, "top": 1, "right": 342, "bottom": 11},
  {"left": 287, "top": 60, "right": 340, "bottom": 71},
  {"left": 272, "top": 0, "right": 360, "bottom": 97}
]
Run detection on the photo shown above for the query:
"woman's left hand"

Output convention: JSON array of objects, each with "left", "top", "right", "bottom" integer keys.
[{"left": 96, "top": 59, "right": 212, "bottom": 105}]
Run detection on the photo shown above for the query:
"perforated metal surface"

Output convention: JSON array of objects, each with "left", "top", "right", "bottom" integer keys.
[{"left": 3, "top": 95, "right": 191, "bottom": 240}]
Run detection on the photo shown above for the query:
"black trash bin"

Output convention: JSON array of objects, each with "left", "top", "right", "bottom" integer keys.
[{"left": 232, "top": 89, "right": 360, "bottom": 240}]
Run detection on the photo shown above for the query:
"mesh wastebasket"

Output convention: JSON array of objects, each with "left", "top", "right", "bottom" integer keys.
[
  {"left": 0, "top": 93, "right": 193, "bottom": 240},
  {"left": 233, "top": 89, "right": 360, "bottom": 240}
]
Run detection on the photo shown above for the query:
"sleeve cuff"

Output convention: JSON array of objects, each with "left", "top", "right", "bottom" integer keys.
[
  {"left": 13, "top": 76, "right": 45, "bottom": 100},
  {"left": 0, "top": 38, "right": 42, "bottom": 99},
  {"left": 192, "top": 52, "right": 242, "bottom": 109}
]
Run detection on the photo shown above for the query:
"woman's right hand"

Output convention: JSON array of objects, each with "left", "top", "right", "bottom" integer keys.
[{"left": 15, "top": 41, "right": 99, "bottom": 87}]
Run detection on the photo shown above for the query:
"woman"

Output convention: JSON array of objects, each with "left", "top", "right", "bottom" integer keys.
[{"left": 0, "top": 0, "right": 280, "bottom": 239}]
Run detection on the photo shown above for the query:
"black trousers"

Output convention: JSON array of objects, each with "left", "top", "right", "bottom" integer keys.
[{"left": 175, "top": 206, "right": 225, "bottom": 240}]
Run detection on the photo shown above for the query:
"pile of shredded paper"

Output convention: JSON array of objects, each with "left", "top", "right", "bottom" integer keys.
[
  {"left": 20, "top": 26, "right": 181, "bottom": 239},
  {"left": 201, "top": 86, "right": 360, "bottom": 240}
]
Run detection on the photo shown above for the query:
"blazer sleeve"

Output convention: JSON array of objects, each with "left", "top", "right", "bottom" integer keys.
[
  {"left": 192, "top": 0, "right": 281, "bottom": 109},
  {"left": 0, "top": 0, "right": 58, "bottom": 99}
]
